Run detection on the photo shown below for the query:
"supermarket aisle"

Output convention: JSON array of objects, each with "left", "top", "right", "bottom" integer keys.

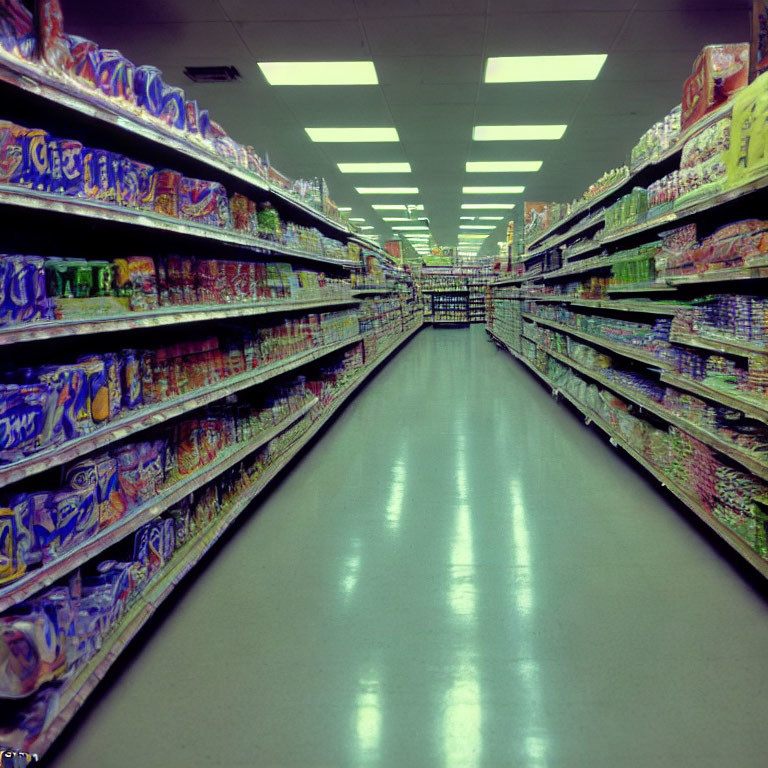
[{"left": 51, "top": 325, "right": 768, "bottom": 768}]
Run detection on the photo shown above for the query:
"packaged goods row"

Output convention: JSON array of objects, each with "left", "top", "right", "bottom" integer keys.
[
  {"left": 0, "top": 252, "right": 351, "bottom": 328},
  {"left": 0, "top": 119, "right": 356, "bottom": 262},
  {"left": 0, "top": 310, "right": 360, "bottom": 465}
]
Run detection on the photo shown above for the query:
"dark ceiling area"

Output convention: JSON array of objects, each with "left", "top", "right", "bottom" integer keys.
[{"left": 61, "top": 0, "right": 751, "bottom": 254}]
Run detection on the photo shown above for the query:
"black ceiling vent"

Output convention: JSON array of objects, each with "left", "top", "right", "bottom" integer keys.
[{"left": 184, "top": 66, "right": 241, "bottom": 83}]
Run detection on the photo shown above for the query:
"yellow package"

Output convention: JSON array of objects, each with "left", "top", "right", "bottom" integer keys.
[{"left": 727, "top": 72, "right": 768, "bottom": 187}]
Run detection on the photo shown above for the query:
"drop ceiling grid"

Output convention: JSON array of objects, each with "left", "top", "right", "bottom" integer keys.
[{"left": 60, "top": 0, "right": 750, "bottom": 252}]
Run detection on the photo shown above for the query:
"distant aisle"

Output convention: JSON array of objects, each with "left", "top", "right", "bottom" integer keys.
[{"left": 50, "top": 325, "right": 768, "bottom": 768}]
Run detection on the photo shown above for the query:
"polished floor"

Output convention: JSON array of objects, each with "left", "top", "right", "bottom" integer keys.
[{"left": 51, "top": 326, "right": 768, "bottom": 768}]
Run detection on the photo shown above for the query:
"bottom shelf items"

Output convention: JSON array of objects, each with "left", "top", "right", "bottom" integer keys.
[{"left": 0, "top": 322, "right": 422, "bottom": 758}]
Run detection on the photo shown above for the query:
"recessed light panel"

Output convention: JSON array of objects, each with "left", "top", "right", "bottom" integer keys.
[
  {"left": 460, "top": 225, "right": 496, "bottom": 230},
  {"left": 349, "top": 217, "right": 366, "bottom": 222},
  {"left": 473, "top": 125, "right": 567, "bottom": 141},
  {"left": 372, "top": 204, "right": 425, "bottom": 210},
  {"left": 462, "top": 203, "right": 516, "bottom": 209},
  {"left": 484, "top": 55, "right": 607, "bottom": 83},
  {"left": 392, "top": 225, "right": 429, "bottom": 230},
  {"left": 479, "top": 216, "right": 504, "bottom": 220},
  {"left": 305, "top": 127, "right": 398, "bottom": 142},
  {"left": 382, "top": 217, "right": 411, "bottom": 221},
  {"left": 357, "top": 187, "right": 419, "bottom": 194},
  {"left": 338, "top": 207, "right": 352, "bottom": 211},
  {"left": 466, "top": 162, "right": 541, "bottom": 173},
  {"left": 358, "top": 225, "right": 375, "bottom": 230},
  {"left": 259, "top": 61, "right": 378, "bottom": 85},
  {"left": 339, "top": 163, "right": 411, "bottom": 173}
]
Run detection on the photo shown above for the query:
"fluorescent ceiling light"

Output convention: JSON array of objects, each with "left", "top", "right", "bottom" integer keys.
[
  {"left": 460, "top": 225, "right": 496, "bottom": 230},
  {"left": 338, "top": 207, "right": 352, "bottom": 211},
  {"left": 462, "top": 203, "right": 516, "bottom": 209},
  {"left": 356, "top": 187, "right": 419, "bottom": 194},
  {"left": 479, "top": 216, "right": 504, "bottom": 220},
  {"left": 466, "top": 161, "right": 541, "bottom": 173},
  {"left": 392, "top": 225, "right": 429, "bottom": 230},
  {"left": 463, "top": 185, "right": 525, "bottom": 194},
  {"left": 382, "top": 217, "right": 412, "bottom": 221},
  {"left": 259, "top": 61, "right": 378, "bottom": 86},
  {"left": 305, "top": 127, "right": 398, "bottom": 142},
  {"left": 338, "top": 162, "right": 411, "bottom": 173},
  {"left": 459, "top": 234, "right": 488, "bottom": 239},
  {"left": 473, "top": 125, "right": 567, "bottom": 141},
  {"left": 372, "top": 204, "right": 424, "bottom": 210},
  {"left": 485, "top": 54, "right": 607, "bottom": 83},
  {"left": 460, "top": 216, "right": 476, "bottom": 220},
  {"left": 359, "top": 226, "right": 375, "bottom": 230},
  {"left": 349, "top": 217, "right": 366, "bottom": 222}
]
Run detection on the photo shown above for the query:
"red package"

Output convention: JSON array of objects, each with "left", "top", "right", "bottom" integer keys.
[{"left": 682, "top": 43, "right": 749, "bottom": 131}]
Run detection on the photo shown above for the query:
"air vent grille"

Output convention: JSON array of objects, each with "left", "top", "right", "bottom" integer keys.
[{"left": 184, "top": 66, "right": 241, "bottom": 83}]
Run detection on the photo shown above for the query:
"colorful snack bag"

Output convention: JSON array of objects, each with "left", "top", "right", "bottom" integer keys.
[
  {"left": 134, "top": 64, "right": 164, "bottom": 117},
  {"left": 159, "top": 82, "right": 186, "bottom": 130},
  {"left": 63, "top": 458, "right": 101, "bottom": 544},
  {"left": 0, "top": 610, "right": 64, "bottom": 698},
  {"left": 83, "top": 146, "right": 119, "bottom": 203},
  {"left": 94, "top": 453, "right": 127, "bottom": 527},
  {"left": 177, "top": 420, "right": 201, "bottom": 476},
  {"left": 132, "top": 159, "right": 157, "bottom": 211},
  {"left": 9, "top": 493, "right": 38, "bottom": 567},
  {"left": 120, "top": 349, "right": 142, "bottom": 410},
  {"left": 0, "top": 122, "right": 44, "bottom": 188},
  {"left": 0, "top": 383, "right": 54, "bottom": 462},
  {"left": 116, "top": 155, "right": 140, "bottom": 208},
  {"left": 179, "top": 177, "right": 231, "bottom": 228},
  {"left": 153, "top": 168, "right": 181, "bottom": 218},
  {"left": 102, "top": 352, "right": 122, "bottom": 420},
  {"left": 77, "top": 356, "right": 110, "bottom": 426},
  {"left": 48, "top": 137, "right": 84, "bottom": 197},
  {"left": 66, "top": 34, "right": 99, "bottom": 87},
  {"left": 95, "top": 48, "right": 136, "bottom": 105},
  {"left": 185, "top": 99, "right": 200, "bottom": 135},
  {"left": 0, "top": 506, "right": 26, "bottom": 583},
  {"left": 114, "top": 444, "right": 142, "bottom": 506},
  {"left": 126, "top": 255, "right": 158, "bottom": 310},
  {"left": 0, "top": 0, "right": 35, "bottom": 60},
  {"left": 139, "top": 439, "right": 163, "bottom": 497}
]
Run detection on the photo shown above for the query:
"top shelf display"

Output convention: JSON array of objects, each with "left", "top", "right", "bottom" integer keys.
[
  {"left": 0, "top": 1, "right": 352, "bottom": 238},
  {"left": 525, "top": 86, "right": 741, "bottom": 251}
]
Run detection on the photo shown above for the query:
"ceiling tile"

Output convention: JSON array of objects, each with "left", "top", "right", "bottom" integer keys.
[
  {"left": 613, "top": 10, "right": 750, "bottom": 52},
  {"left": 599, "top": 51, "right": 700, "bottom": 82},
  {"left": 375, "top": 56, "right": 483, "bottom": 85},
  {"left": 381, "top": 83, "right": 477, "bottom": 106},
  {"left": 475, "top": 83, "right": 589, "bottom": 123},
  {"left": 485, "top": 12, "right": 628, "bottom": 57},
  {"left": 274, "top": 86, "right": 393, "bottom": 124},
  {"left": 363, "top": 16, "right": 486, "bottom": 56},
  {"left": 356, "top": 0, "right": 488, "bottom": 16},
  {"left": 220, "top": 0, "right": 357, "bottom": 21},
  {"left": 489, "top": 0, "right": 635, "bottom": 8},
  {"left": 238, "top": 20, "right": 369, "bottom": 60},
  {"left": 578, "top": 80, "right": 682, "bottom": 116},
  {"left": 63, "top": 0, "right": 228, "bottom": 26}
]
